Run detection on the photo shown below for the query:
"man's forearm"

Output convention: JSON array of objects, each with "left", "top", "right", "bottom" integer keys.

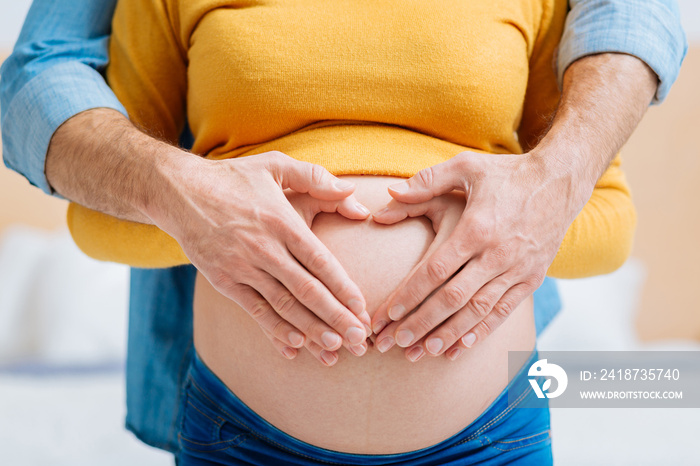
[
  {"left": 45, "top": 107, "right": 188, "bottom": 224},
  {"left": 47, "top": 107, "right": 375, "bottom": 360},
  {"left": 535, "top": 52, "right": 658, "bottom": 191}
]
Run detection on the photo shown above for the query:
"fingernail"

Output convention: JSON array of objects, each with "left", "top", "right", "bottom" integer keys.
[
  {"left": 364, "top": 323, "right": 373, "bottom": 337},
  {"left": 373, "top": 207, "right": 390, "bottom": 217},
  {"left": 334, "top": 179, "right": 354, "bottom": 190},
  {"left": 346, "top": 327, "right": 366, "bottom": 346},
  {"left": 426, "top": 338, "right": 444, "bottom": 355},
  {"left": 349, "top": 344, "right": 367, "bottom": 357},
  {"left": 376, "top": 336, "right": 394, "bottom": 353},
  {"left": 322, "top": 331, "right": 342, "bottom": 349},
  {"left": 373, "top": 320, "right": 387, "bottom": 334},
  {"left": 348, "top": 298, "right": 365, "bottom": 315},
  {"left": 288, "top": 331, "right": 305, "bottom": 348},
  {"left": 461, "top": 333, "right": 477, "bottom": 348},
  {"left": 282, "top": 347, "right": 297, "bottom": 359},
  {"left": 396, "top": 329, "right": 414, "bottom": 347},
  {"left": 320, "top": 350, "right": 338, "bottom": 366},
  {"left": 355, "top": 203, "right": 371, "bottom": 216},
  {"left": 407, "top": 346, "right": 424, "bottom": 362},
  {"left": 388, "top": 304, "right": 406, "bottom": 320},
  {"left": 447, "top": 348, "right": 463, "bottom": 361},
  {"left": 389, "top": 182, "right": 409, "bottom": 194}
]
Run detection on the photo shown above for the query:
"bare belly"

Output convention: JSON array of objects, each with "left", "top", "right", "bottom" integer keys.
[{"left": 193, "top": 175, "right": 536, "bottom": 454}]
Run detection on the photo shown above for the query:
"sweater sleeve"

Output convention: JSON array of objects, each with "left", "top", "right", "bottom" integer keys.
[
  {"left": 66, "top": 0, "right": 191, "bottom": 267},
  {"left": 518, "top": 0, "right": 636, "bottom": 278}
]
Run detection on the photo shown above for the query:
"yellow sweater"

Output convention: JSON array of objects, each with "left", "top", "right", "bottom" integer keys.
[{"left": 67, "top": 0, "right": 636, "bottom": 278}]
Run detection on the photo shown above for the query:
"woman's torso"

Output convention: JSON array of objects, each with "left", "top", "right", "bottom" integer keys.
[
  {"left": 176, "top": 0, "right": 565, "bottom": 170},
  {"left": 194, "top": 175, "right": 536, "bottom": 454}
]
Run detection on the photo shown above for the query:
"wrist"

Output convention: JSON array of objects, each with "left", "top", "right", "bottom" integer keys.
[
  {"left": 529, "top": 130, "right": 600, "bottom": 187},
  {"left": 525, "top": 52, "right": 657, "bottom": 204},
  {"left": 142, "top": 144, "right": 204, "bottom": 228},
  {"left": 46, "top": 108, "right": 189, "bottom": 225},
  {"left": 526, "top": 147, "right": 595, "bottom": 216}
]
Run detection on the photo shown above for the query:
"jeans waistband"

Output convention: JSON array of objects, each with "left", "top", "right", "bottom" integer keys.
[{"left": 188, "top": 348, "right": 541, "bottom": 464}]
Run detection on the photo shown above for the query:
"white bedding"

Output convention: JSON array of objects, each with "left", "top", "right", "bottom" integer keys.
[
  {"left": 0, "top": 227, "right": 698, "bottom": 465},
  {"left": 0, "top": 373, "right": 172, "bottom": 466}
]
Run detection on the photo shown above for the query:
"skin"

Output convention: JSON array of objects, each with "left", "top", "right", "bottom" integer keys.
[
  {"left": 191, "top": 175, "right": 537, "bottom": 453},
  {"left": 371, "top": 52, "right": 659, "bottom": 361},
  {"left": 46, "top": 52, "right": 657, "bottom": 366}
]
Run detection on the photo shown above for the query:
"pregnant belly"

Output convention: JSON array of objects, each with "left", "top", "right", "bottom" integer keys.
[{"left": 193, "top": 175, "right": 535, "bottom": 454}]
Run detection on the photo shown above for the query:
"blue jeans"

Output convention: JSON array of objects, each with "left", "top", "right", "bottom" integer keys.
[{"left": 176, "top": 350, "right": 552, "bottom": 465}]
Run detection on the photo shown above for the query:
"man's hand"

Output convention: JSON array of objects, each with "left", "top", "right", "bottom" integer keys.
[
  {"left": 370, "top": 191, "right": 466, "bottom": 361},
  {"left": 265, "top": 189, "right": 376, "bottom": 365},
  {"left": 160, "top": 151, "right": 374, "bottom": 359},
  {"left": 370, "top": 53, "right": 658, "bottom": 359},
  {"left": 371, "top": 151, "right": 582, "bottom": 359},
  {"left": 46, "top": 109, "right": 372, "bottom": 362}
]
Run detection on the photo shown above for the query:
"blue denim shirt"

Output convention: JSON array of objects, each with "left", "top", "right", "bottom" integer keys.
[{"left": 0, "top": 0, "right": 687, "bottom": 453}]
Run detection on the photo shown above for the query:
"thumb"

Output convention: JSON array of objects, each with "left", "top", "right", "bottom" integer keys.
[
  {"left": 372, "top": 196, "right": 453, "bottom": 226},
  {"left": 266, "top": 152, "right": 356, "bottom": 200},
  {"left": 308, "top": 195, "right": 371, "bottom": 221},
  {"left": 387, "top": 157, "right": 468, "bottom": 203},
  {"left": 287, "top": 192, "right": 370, "bottom": 227}
]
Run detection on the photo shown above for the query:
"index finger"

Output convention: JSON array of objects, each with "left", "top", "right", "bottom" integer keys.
[
  {"left": 283, "top": 216, "right": 371, "bottom": 337},
  {"left": 372, "top": 226, "right": 472, "bottom": 331},
  {"left": 265, "top": 153, "right": 357, "bottom": 201}
]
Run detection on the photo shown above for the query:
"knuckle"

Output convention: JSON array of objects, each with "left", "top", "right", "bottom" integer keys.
[
  {"left": 416, "top": 166, "right": 434, "bottom": 188},
  {"left": 305, "top": 338, "right": 323, "bottom": 352},
  {"left": 209, "top": 271, "right": 235, "bottom": 294},
  {"left": 304, "top": 318, "right": 328, "bottom": 339},
  {"left": 404, "top": 286, "right": 426, "bottom": 309},
  {"left": 262, "top": 150, "right": 284, "bottom": 168},
  {"left": 273, "top": 292, "right": 297, "bottom": 317},
  {"left": 334, "top": 280, "right": 353, "bottom": 300},
  {"left": 452, "top": 242, "right": 471, "bottom": 261},
  {"left": 466, "top": 295, "right": 493, "bottom": 319},
  {"left": 309, "top": 164, "right": 327, "bottom": 186},
  {"left": 454, "top": 152, "right": 471, "bottom": 171},
  {"left": 264, "top": 214, "right": 289, "bottom": 235},
  {"left": 296, "top": 278, "right": 321, "bottom": 304},
  {"left": 326, "top": 310, "right": 347, "bottom": 330},
  {"left": 489, "top": 244, "right": 511, "bottom": 267},
  {"left": 270, "top": 318, "right": 289, "bottom": 338},
  {"left": 269, "top": 150, "right": 286, "bottom": 162},
  {"left": 474, "top": 319, "right": 493, "bottom": 337},
  {"left": 248, "top": 299, "right": 270, "bottom": 321},
  {"left": 256, "top": 245, "right": 283, "bottom": 270},
  {"left": 442, "top": 284, "right": 468, "bottom": 309},
  {"left": 412, "top": 312, "right": 438, "bottom": 334},
  {"left": 307, "top": 250, "right": 331, "bottom": 272},
  {"left": 427, "top": 259, "right": 450, "bottom": 283},
  {"left": 442, "top": 322, "right": 465, "bottom": 342},
  {"left": 468, "top": 220, "right": 491, "bottom": 244},
  {"left": 493, "top": 301, "right": 514, "bottom": 319},
  {"left": 527, "top": 270, "right": 546, "bottom": 289}
]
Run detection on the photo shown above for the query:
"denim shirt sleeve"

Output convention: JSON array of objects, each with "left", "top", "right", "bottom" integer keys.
[
  {"left": 557, "top": 0, "right": 688, "bottom": 105},
  {"left": 0, "top": 0, "right": 127, "bottom": 196}
]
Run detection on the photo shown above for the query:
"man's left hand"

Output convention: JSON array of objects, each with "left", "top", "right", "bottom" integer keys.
[{"left": 371, "top": 149, "right": 589, "bottom": 360}]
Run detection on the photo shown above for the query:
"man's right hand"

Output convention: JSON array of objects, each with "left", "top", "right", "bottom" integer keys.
[
  {"left": 46, "top": 109, "right": 371, "bottom": 364},
  {"left": 157, "top": 150, "right": 373, "bottom": 363}
]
